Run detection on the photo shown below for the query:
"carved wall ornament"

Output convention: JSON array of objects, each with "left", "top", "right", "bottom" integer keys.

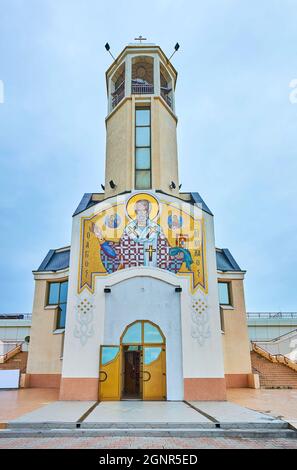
[
  {"left": 190, "top": 291, "right": 210, "bottom": 346},
  {"left": 73, "top": 297, "right": 94, "bottom": 346}
]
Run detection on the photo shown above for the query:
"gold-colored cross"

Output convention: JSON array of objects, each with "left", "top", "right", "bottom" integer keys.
[
  {"left": 134, "top": 35, "right": 147, "bottom": 43},
  {"left": 145, "top": 244, "right": 156, "bottom": 262}
]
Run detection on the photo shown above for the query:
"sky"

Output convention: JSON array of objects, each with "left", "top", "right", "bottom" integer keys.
[{"left": 0, "top": 0, "right": 297, "bottom": 313}]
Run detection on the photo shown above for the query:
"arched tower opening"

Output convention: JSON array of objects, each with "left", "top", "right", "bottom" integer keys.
[
  {"left": 111, "top": 61, "right": 125, "bottom": 109},
  {"left": 132, "top": 56, "right": 154, "bottom": 95},
  {"left": 160, "top": 62, "right": 173, "bottom": 109}
]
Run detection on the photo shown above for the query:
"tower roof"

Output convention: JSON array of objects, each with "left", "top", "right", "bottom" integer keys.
[{"left": 105, "top": 42, "right": 178, "bottom": 91}]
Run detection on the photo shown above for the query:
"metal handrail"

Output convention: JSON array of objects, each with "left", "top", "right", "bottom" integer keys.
[
  {"left": 252, "top": 342, "right": 297, "bottom": 372},
  {"left": 161, "top": 91, "right": 172, "bottom": 108},
  {"left": 0, "top": 342, "right": 23, "bottom": 364},
  {"left": 255, "top": 328, "right": 297, "bottom": 344},
  {"left": 112, "top": 90, "right": 125, "bottom": 108},
  {"left": 132, "top": 83, "right": 154, "bottom": 94},
  {"left": 0, "top": 313, "right": 32, "bottom": 320},
  {"left": 247, "top": 312, "right": 297, "bottom": 319}
]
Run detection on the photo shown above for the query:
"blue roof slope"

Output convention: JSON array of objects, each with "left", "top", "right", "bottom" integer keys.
[
  {"left": 216, "top": 248, "right": 243, "bottom": 272},
  {"left": 36, "top": 248, "right": 70, "bottom": 272},
  {"left": 73, "top": 193, "right": 96, "bottom": 217},
  {"left": 190, "top": 193, "right": 213, "bottom": 216}
]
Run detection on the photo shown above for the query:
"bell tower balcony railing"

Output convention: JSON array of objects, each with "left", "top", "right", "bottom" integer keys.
[
  {"left": 112, "top": 80, "right": 125, "bottom": 109},
  {"left": 161, "top": 90, "right": 172, "bottom": 108},
  {"left": 161, "top": 86, "right": 173, "bottom": 109},
  {"left": 132, "top": 79, "right": 154, "bottom": 95}
]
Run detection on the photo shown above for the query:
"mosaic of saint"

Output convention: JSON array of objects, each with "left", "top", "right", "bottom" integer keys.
[{"left": 79, "top": 193, "right": 207, "bottom": 294}]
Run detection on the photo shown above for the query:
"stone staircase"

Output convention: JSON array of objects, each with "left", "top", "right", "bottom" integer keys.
[
  {"left": 1, "top": 400, "right": 296, "bottom": 439},
  {"left": 0, "top": 352, "right": 28, "bottom": 373},
  {"left": 251, "top": 351, "right": 297, "bottom": 389}
]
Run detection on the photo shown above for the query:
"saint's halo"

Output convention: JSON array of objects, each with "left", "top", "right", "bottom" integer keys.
[{"left": 126, "top": 193, "right": 160, "bottom": 220}]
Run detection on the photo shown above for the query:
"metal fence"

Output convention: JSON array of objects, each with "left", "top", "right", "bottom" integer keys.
[
  {"left": 112, "top": 81, "right": 125, "bottom": 109},
  {"left": 132, "top": 83, "right": 154, "bottom": 94},
  {"left": 0, "top": 313, "right": 32, "bottom": 321},
  {"left": 247, "top": 312, "right": 297, "bottom": 319}
]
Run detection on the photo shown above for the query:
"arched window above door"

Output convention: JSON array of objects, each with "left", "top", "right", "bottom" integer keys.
[
  {"left": 121, "top": 320, "right": 165, "bottom": 345},
  {"left": 143, "top": 322, "right": 163, "bottom": 343},
  {"left": 121, "top": 321, "right": 142, "bottom": 344}
]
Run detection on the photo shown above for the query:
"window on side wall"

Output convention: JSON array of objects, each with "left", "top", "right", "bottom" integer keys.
[
  {"left": 218, "top": 281, "right": 232, "bottom": 307},
  {"left": 47, "top": 280, "right": 68, "bottom": 329},
  {"left": 135, "top": 107, "right": 151, "bottom": 190}
]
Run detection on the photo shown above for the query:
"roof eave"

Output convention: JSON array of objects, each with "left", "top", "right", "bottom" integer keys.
[
  {"left": 217, "top": 270, "right": 246, "bottom": 274},
  {"left": 105, "top": 44, "right": 178, "bottom": 92}
]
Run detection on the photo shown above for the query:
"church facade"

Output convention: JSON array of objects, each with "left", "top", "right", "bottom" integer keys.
[{"left": 26, "top": 42, "right": 257, "bottom": 401}]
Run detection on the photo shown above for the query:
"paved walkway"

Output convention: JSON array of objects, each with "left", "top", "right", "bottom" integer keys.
[
  {"left": 227, "top": 389, "right": 297, "bottom": 429},
  {"left": 83, "top": 401, "right": 212, "bottom": 427},
  {"left": 1, "top": 388, "right": 297, "bottom": 426},
  {"left": 7, "top": 400, "right": 283, "bottom": 430},
  {"left": 0, "top": 388, "right": 58, "bottom": 424},
  {"left": 0, "top": 436, "right": 296, "bottom": 449},
  {"left": 1, "top": 388, "right": 296, "bottom": 449},
  {"left": 10, "top": 400, "right": 96, "bottom": 427}
]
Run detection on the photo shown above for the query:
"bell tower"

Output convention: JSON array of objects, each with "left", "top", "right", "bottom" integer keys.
[{"left": 104, "top": 41, "right": 179, "bottom": 197}]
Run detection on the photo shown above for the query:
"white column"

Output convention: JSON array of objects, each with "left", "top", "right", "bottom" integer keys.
[
  {"left": 125, "top": 56, "right": 132, "bottom": 97},
  {"left": 153, "top": 55, "right": 160, "bottom": 96},
  {"left": 108, "top": 76, "right": 113, "bottom": 114},
  {"left": 168, "top": 71, "right": 176, "bottom": 114}
]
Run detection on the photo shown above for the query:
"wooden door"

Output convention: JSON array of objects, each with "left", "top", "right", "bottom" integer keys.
[
  {"left": 99, "top": 346, "right": 120, "bottom": 400},
  {"left": 143, "top": 346, "right": 166, "bottom": 400}
]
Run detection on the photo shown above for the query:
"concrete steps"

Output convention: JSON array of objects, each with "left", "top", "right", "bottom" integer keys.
[
  {"left": 0, "top": 352, "right": 28, "bottom": 372},
  {"left": 3, "top": 400, "right": 296, "bottom": 439},
  {"left": 7, "top": 420, "right": 289, "bottom": 430},
  {"left": 1, "top": 427, "right": 296, "bottom": 439},
  {"left": 4, "top": 415, "right": 294, "bottom": 439},
  {"left": 251, "top": 351, "right": 297, "bottom": 389}
]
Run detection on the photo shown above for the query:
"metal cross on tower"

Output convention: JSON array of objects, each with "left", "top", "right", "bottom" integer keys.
[{"left": 134, "top": 35, "right": 147, "bottom": 43}]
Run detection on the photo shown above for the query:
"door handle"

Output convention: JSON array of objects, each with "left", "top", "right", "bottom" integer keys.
[
  {"left": 99, "top": 371, "right": 107, "bottom": 382},
  {"left": 143, "top": 370, "right": 151, "bottom": 382}
]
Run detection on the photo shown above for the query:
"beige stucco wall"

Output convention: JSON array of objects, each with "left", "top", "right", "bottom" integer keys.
[
  {"left": 104, "top": 96, "right": 179, "bottom": 198},
  {"left": 151, "top": 97, "right": 179, "bottom": 193},
  {"left": 26, "top": 279, "right": 64, "bottom": 375},
  {"left": 221, "top": 279, "right": 252, "bottom": 374},
  {"left": 105, "top": 97, "right": 133, "bottom": 197}
]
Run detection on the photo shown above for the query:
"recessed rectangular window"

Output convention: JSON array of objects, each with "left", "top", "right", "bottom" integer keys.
[
  {"left": 218, "top": 282, "right": 231, "bottom": 306},
  {"left": 48, "top": 283, "right": 60, "bottom": 305},
  {"left": 59, "top": 281, "right": 68, "bottom": 303},
  {"left": 136, "top": 148, "right": 150, "bottom": 169},
  {"left": 135, "top": 107, "right": 151, "bottom": 190},
  {"left": 136, "top": 109, "right": 150, "bottom": 126},
  {"left": 47, "top": 280, "right": 68, "bottom": 329},
  {"left": 136, "top": 127, "right": 150, "bottom": 147},
  {"left": 135, "top": 170, "right": 151, "bottom": 189}
]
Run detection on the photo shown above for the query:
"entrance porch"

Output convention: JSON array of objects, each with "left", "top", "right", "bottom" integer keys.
[{"left": 3, "top": 399, "right": 294, "bottom": 439}]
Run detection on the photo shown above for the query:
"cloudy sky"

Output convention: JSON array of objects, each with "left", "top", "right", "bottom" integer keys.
[{"left": 0, "top": 0, "right": 297, "bottom": 312}]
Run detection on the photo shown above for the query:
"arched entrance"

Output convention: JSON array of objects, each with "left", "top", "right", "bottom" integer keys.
[{"left": 99, "top": 320, "right": 166, "bottom": 401}]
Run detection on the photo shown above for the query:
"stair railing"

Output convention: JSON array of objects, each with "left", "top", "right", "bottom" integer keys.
[
  {"left": 252, "top": 342, "right": 297, "bottom": 373},
  {"left": 0, "top": 342, "right": 22, "bottom": 364}
]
